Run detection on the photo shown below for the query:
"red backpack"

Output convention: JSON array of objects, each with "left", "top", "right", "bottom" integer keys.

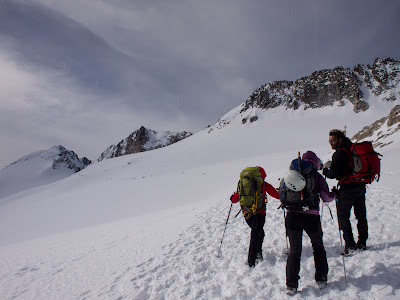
[{"left": 339, "top": 141, "right": 382, "bottom": 184}]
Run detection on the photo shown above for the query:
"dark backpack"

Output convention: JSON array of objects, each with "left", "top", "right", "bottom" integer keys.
[
  {"left": 237, "top": 167, "right": 264, "bottom": 214},
  {"left": 339, "top": 141, "right": 382, "bottom": 184},
  {"left": 279, "top": 159, "right": 317, "bottom": 211}
]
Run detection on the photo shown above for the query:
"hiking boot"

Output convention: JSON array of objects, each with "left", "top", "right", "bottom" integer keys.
[
  {"left": 286, "top": 286, "right": 297, "bottom": 295},
  {"left": 356, "top": 241, "right": 367, "bottom": 251},
  {"left": 341, "top": 246, "right": 357, "bottom": 256},
  {"left": 316, "top": 281, "right": 327, "bottom": 289}
]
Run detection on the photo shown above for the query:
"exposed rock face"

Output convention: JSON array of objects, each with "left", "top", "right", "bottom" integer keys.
[
  {"left": 211, "top": 57, "right": 399, "bottom": 131},
  {"left": 352, "top": 105, "right": 400, "bottom": 148},
  {"left": 98, "top": 126, "right": 192, "bottom": 161},
  {"left": 52, "top": 146, "right": 92, "bottom": 172},
  {"left": 242, "top": 58, "right": 399, "bottom": 115},
  {"left": 387, "top": 105, "right": 400, "bottom": 126}
]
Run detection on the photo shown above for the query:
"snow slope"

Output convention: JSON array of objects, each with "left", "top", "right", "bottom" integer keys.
[{"left": 0, "top": 103, "right": 399, "bottom": 299}]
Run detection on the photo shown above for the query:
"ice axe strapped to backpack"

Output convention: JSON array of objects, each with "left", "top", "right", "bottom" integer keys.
[{"left": 279, "top": 152, "right": 318, "bottom": 211}]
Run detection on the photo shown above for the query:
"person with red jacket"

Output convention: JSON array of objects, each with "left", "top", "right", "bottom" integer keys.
[{"left": 230, "top": 167, "right": 280, "bottom": 267}]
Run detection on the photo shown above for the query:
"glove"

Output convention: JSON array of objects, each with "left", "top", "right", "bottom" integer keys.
[
  {"left": 318, "top": 159, "right": 324, "bottom": 170},
  {"left": 322, "top": 168, "right": 328, "bottom": 176},
  {"left": 331, "top": 187, "right": 340, "bottom": 197},
  {"left": 323, "top": 161, "right": 332, "bottom": 168},
  {"left": 230, "top": 193, "right": 239, "bottom": 204}
]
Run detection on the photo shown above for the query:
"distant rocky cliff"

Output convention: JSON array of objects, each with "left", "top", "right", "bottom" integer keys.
[
  {"left": 52, "top": 146, "right": 92, "bottom": 172},
  {"left": 98, "top": 126, "right": 192, "bottom": 161},
  {"left": 243, "top": 57, "right": 398, "bottom": 112},
  {"left": 215, "top": 57, "right": 399, "bottom": 128},
  {"left": 352, "top": 105, "right": 400, "bottom": 148}
]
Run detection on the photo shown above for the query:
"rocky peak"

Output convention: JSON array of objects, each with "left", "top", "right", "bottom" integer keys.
[
  {"left": 52, "top": 145, "right": 92, "bottom": 172},
  {"left": 97, "top": 126, "right": 192, "bottom": 161}
]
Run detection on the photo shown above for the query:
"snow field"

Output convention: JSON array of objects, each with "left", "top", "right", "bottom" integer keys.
[
  {"left": 1, "top": 103, "right": 400, "bottom": 299},
  {"left": 0, "top": 156, "right": 399, "bottom": 299},
  {"left": 116, "top": 179, "right": 400, "bottom": 300}
]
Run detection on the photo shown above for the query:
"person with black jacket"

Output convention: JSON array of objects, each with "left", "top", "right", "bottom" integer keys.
[{"left": 323, "top": 129, "right": 368, "bottom": 255}]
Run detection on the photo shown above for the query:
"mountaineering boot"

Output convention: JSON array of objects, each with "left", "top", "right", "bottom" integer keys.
[
  {"left": 248, "top": 256, "right": 255, "bottom": 268},
  {"left": 255, "top": 252, "right": 263, "bottom": 264},
  {"left": 286, "top": 286, "right": 297, "bottom": 295},
  {"left": 356, "top": 241, "right": 367, "bottom": 251},
  {"left": 317, "top": 281, "right": 327, "bottom": 289},
  {"left": 341, "top": 243, "right": 357, "bottom": 256},
  {"left": 316, "top": 275, "right": 327, "bottom": 289},
  {"left": 341, "top": 246, "right": 357, "bottom": 256}
]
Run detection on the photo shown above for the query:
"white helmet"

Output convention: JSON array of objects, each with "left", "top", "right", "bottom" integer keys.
[{"left": 284, "top": 170, "right": 306, "bottom": 191}]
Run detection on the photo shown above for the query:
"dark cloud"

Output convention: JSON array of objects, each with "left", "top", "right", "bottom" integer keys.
[{"left": 0, "top": 0, "right": 399, "bottom": 167}]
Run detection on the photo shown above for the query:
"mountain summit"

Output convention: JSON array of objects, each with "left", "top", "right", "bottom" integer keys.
[
  {"left": 97, "top": 126, "right": 192, "bottom": 161},
  {"left": 0, "top": 145, "right": 91, "bottom": 199}
]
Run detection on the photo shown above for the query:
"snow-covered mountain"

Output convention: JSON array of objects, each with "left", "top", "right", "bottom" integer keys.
[
  {"left": 1, "top": 58, "right": 400, "bottom": 299},
  {"left": 97, "top": 126, "right": 192, "bottom": 161},
  {"left": 0, "top": 145, "right": 91, "bottom": 199},
  {"left": 213, "top": 57, "right": 399, "bottom": 130}
]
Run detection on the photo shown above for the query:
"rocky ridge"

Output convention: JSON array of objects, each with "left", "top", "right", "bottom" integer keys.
[
  {"left": 214, "top": 57, "right": 399, "bottom": 128},
  {"left": 5, "top": 145, "right": 91, "bottom": 172},
  {"left": 51, "top": 146, "right": 92, "bottom": 172},
  {"left": 98, "top": 126, "right": 192, "bottom": 161},
  {"left": 352, "top": 105, "right": 400, "bottom": 148}
]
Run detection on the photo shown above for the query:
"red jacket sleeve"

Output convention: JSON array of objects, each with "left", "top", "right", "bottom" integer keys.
[{"left": 263, "top": 182, "right": 280, "bottom": 199}]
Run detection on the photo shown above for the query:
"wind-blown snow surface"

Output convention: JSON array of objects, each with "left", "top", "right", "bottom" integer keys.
[{"left": 1, "top": 103, "right": 399, "bottom": 299}]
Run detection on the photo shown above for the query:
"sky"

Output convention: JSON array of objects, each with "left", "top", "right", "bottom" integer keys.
[{"left": 0, "top": 0, "right": 399, "bottom": 167}]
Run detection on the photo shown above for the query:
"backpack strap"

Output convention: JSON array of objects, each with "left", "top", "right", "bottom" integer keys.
[{"left": 336, "top": 146, "right": 354, "bottom": 184}]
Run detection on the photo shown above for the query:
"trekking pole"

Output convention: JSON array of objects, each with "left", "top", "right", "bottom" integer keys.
[
  {"left": 335, "top": 197, "right": 348, "bottom": 287},
  {"left": 321, "top": 200, "right": 324, "bottom": 222},
  {"left": 284, "top": 208, "right": 289, "bottom": 255},
  {"left": 321, "top": 175, "right": 326, "bottom": 222},
  {"left": 215, "top": 202, "right": 233, "bottom": 258},
  {"left": 297, "top": 152, "right": 302, "bottom": 174}
]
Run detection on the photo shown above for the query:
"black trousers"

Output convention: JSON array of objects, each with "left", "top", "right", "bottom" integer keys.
[
  {"left": 285, "top": 212, "right": 328, "bottom": 288},
  {"left": 337, "top": 184, "right": 368, "bottom": 247},
  {"left": 245, "top": 213, "right": 265, "bottom": 267}
]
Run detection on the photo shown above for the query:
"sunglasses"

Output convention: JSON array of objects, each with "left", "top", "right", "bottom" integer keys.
[{"left": 329, "top": 138, "right": 336, "bottom": 143}]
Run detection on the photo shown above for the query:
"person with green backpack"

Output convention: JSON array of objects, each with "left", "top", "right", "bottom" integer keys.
[{"left": 230, "top": 166, "right": 280, "bottom": 267}]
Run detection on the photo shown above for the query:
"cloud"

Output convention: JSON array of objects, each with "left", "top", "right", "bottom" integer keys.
[
  {"left": 0, "top": 44, "right": 206, "bottom": 167},
  {"left": 1, "top": 0, "right": 399, "bottom": 167}
]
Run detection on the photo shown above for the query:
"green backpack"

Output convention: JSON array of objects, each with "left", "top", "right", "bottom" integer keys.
[{"left": 237, "top": 167, "right": 265, "bottom": 214}]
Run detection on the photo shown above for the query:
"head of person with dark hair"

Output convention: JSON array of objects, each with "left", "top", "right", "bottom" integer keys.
[
  {"left": 328, "top": 129, "right": 350, "bottom": 150},
  {"left": 329, "top": 129, "right": 346, "bottom": 140}
]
